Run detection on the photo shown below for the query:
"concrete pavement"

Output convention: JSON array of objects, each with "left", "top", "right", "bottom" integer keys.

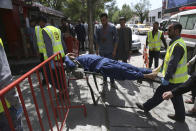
[{"left": 17, "top": 35, "right": 195, "bottom": 130}]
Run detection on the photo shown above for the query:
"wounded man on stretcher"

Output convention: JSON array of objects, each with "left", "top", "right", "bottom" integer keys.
[{"left": 65, "top": 53, "right": 161, "bottom": 81}]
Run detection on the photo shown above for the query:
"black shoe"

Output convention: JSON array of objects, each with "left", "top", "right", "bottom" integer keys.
[
  {"left": 167, "top": 114, "right": 185, "bottom": 122},
  {"left": 136, "top": 102, "right": 148, "bottom": 112}
]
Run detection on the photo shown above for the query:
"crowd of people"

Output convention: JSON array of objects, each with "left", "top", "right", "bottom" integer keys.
[{"left": 0, "top": 12, "right": 196, "bottom": 130}]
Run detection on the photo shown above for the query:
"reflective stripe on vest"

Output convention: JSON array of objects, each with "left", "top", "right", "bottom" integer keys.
[
  {"left": 43, "top": 26, "right": 65, "bottom": 60},
  {"left": 35, "top": 26, "right": 46, "bottom": 54},
  {"left": 0, "top": 38, "right": 3, "bottom": 48},
  {"left": 147, "top": 30, "right": 162, "bottom": 51},
  {"left": 162, "top": 38, "right": 189, "bottom": 84}
]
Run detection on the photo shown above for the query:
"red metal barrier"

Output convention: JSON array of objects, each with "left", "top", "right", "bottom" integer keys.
[
  {"left": 0, "top": 52, "right": 86, "bottom": 131},
  {"left": 143, "top": 46, "right": 149, "bottom": 68}
]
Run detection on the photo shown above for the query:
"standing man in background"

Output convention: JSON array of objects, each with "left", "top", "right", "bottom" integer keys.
[
  {"left": 95, "top": 13, "right": 118, "bottom": 88},
  {"left": 75, "top": 20, "right": 86, "bottom": 51},
  {"left": 39, "top": 16, "right": 67, "bottom": 89},
  {"left": 136, "top": 23, "right": 188, "bottom": 122},
  {"left": 146, "top": 21, "right": 167, "bottom": 68},
  {"left": 116, "top": 17, "right": 132, "bottom": 63}
]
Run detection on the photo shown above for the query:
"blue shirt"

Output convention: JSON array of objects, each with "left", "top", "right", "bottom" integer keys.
[{"left": 96, "top": 23, "right": 118, "bottom": 55}]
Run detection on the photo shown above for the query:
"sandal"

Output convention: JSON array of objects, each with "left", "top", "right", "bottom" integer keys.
[{"left": 185, "top": 99, "right": 194, "bottom": 104}]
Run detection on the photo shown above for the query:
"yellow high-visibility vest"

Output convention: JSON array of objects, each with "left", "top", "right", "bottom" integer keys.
[
  {"left": 43, "top": 26, "right": 65, "bottom": 60},
  {"left": 162, "top": 38, "right": 189, "bottom": 84},
  {"left": 35, "top": 26, "right": 47, "bottom": 57},
  {"left": 147, "top": 30, "right": 162, "bottom": 51}
]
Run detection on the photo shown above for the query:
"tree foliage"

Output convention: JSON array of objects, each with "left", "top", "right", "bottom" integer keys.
[
  {"left": 119, "top": 4, "right": 133, "bottom": 22},
  {"left": 133, "top": 0, "right": 151, "bottom": 23},
  {"left": 63, "top": 0, "right": 87, "bottom": 21},
  {"left": 37, "top": 0, "right": 65, "bottom": 10}
]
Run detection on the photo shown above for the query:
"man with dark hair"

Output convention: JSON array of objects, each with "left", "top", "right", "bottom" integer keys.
[
  {"left": 96, "top": 12, "right": 118, "bottom": 88},
  {"left": 136, "top": 23, "right": 188, "bottom": 122},
  {"left": 146, "top": 21, "right": 167, "bottom": 68},
  {"left": 116, "top": 17, "right": 132, "bottom": 63}
]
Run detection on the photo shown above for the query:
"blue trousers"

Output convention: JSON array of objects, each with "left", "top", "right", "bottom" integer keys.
[
  {"left": 143, "top": 83, "right": 185, "bottom": 120},
  {"left": 99, "top": 52, "right": 114, "bottom": 83},
  {"left": 99, "top": 59, "right": 152, "bottom": 80}
]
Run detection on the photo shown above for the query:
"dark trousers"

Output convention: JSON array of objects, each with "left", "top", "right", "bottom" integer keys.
[
  {"left": 143, "top": 83, "right": 185, "bottom": 120},
  {"left": 79, "top": 40, "right": 85, "bottom": 51},
  {"left": 40, "top": 53, "right": 46, "bottom": 82},
  {"left": 99, "top": 52, "right": 114, "bottom": 84},
  {"left": 191, "top": 89, "right": 196, "bottom": 101},
  {"left": 149, "top": 51, "right": 160, "bottom": 68}
]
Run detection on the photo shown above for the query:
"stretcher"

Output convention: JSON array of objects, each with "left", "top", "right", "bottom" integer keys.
[{"left": 66, "top": 67, "right": 162, "bottom": 105}]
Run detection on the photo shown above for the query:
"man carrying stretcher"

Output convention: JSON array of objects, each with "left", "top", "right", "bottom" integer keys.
[{"left": 65, "top": 53, "right": 160, "bottom": 81}]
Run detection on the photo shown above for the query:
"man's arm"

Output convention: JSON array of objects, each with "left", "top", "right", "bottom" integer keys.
[
  {"left": 42, "top": 30, "right": 53, "bottom": 58},
  {"left": 164, "top": 44, "right": 184, "bottom": 81},
  {"left": 163, "top": 72, "right": 196, "bottom": 100},
  {"left": 160, "top": 33, "right": 167, "bottom": 49},
  {"left": 33, "top": 31, "right": 39, "bottom": 53},
  {"left": 172, "top": 72, "right": 196, "bottom": 96}
]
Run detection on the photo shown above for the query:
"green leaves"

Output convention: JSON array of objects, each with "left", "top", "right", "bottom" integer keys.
[{"left": 133, "top": 0, "right": 151, "bottom": 23}]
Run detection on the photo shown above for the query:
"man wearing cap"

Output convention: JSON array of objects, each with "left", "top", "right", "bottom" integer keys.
[{"left": 116, "top": 17, "right": 132, "bottom": 63}]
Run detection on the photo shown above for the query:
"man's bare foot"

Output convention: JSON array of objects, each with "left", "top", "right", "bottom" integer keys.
[{"left": 152, "top": 64, "right": 162, "bottom": 73}]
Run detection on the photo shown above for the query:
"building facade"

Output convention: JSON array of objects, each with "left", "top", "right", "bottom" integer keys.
[
  {"left": 0, "top": 0, "right": 64, "bottom": 59},
  {"left": 147, "top": 7, "right": 162, "bottom": 26}
]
